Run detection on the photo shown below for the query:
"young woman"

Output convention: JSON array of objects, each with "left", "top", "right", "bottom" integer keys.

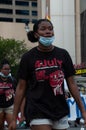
[
  {"left": 9, "top": 19, "right": 86, "bottom": 130},
  {"left": 0, "top": 59, "right": 16, "bottom": 130}
]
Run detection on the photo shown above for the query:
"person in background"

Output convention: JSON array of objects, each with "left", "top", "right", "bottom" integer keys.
[
  {"left": 0, "top": 59, "right": 17, "bottom": 130},
  {"left": 9, "top": 19, "right": 86, "bottom": 130}
]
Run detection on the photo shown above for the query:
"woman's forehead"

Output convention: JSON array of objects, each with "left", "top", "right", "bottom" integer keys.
[
  {"left": 38, "top": 21, "right": 52, "bottom": 27},
  {"left": 2, "top": 64, "right": 10, "bottom": 68}
]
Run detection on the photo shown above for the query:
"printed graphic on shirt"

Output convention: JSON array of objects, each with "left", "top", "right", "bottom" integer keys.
[
  {"left": 0, "top": 82, "right": 14, "bottom": 101},
  {"left": 49, "top": 70, "right": 64, "bottom": 95},
  {"left": 35, "top": 58, "right": 64, "bottom": 96}
]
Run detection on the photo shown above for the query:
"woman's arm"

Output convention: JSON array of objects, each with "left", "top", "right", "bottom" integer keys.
[
  {"left": 19, "top": 97, "right": 26, "bottom": 122},
  {"left": 9, "top": 79, "right": 27, "bottom": 130}
]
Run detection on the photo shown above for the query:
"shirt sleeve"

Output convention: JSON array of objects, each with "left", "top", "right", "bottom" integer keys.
[
  {"left": 17, "top": 53, "right": 30, "bottom": 80},
  {"left": 63, "top": 50, "right": 75, "bottom": 78}
]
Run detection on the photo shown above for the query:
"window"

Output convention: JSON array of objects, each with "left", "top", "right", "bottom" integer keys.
[
  {"left": 15, "top": 1, "right": 29, "bottom": 6},
  {"left": 0, "top": 0, "right": 12, "bottom": 5},
  {"left": 0, "top": 9, "right": 13, "bottom": 14},
  {"left": 32, "top": 19, "right": 37, "bottom": 23},
  {"left": 16, "top": 18, "right": 29, "bottom": 23},
  {"left": 32, "top": 11, "right": 37, "bottom": 16},
  {"left": 32, "top": 2, "right": 37, "bottom": 7},
  {"left": 16, "top": 10, "right": 29, "bottom": 15},
  {"left": 0, "top": 17, "right": 13, "bottom": 22}
]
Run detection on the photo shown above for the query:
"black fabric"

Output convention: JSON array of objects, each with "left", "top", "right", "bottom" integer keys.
[
  {"left": 0, "top": 76, "right": 17, "bottom": 108},
  {"left": 18, "top": 46, "right": 75, "bottom": 122}
]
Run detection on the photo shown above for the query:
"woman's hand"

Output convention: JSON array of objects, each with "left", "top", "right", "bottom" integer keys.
[
  {"left": 8, "top": 120, "right": 16, "bottom": 130},
  {"left": 81, "top": 111, "right": 86, "bottom": 127}
]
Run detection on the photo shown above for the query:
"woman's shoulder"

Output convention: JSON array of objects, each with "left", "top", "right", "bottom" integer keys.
[
  {"left": 22, "top": 47, "right": 37, "bottom": 58},
  {"left": 54, "top": 46, "right": 69, "bottom": 54}
]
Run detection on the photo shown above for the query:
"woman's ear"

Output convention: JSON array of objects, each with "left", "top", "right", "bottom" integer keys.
[{"left": 34, "top": 32, "right": 39, "bottom": 39}]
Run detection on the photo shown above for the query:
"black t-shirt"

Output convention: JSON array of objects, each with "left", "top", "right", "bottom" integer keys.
[
  {"left": 0, "top": 76, "right": 17, "bottom": 108},
  {"left": 18, "top": 46, "right": 75, "bottom": 122}
]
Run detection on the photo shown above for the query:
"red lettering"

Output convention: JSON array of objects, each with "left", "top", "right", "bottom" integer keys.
[{"left": 35, "top": 59, "right": 63, "bottom": 69}]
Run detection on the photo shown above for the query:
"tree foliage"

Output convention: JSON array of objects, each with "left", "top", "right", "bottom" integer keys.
[{"left": 0, "top": 37, "right": 29, "bottom": 77}]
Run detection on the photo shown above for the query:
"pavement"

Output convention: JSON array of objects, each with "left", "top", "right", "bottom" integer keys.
[
  {"left": 15, "top": 127, "right": 86, "bottom": 130},
  {"left": 4, "top": 127, "right": 86, "bottom": 130},
  {"left": 4, "top": 126, "right": 86, "bottom": 130},
  {"left": 4, "top": 120, "right": 86, "bottom": 130}
]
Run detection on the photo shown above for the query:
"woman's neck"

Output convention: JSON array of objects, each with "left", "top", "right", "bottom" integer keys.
[{"left": 37, "top": 45, "right": 54, "bottom": 52}]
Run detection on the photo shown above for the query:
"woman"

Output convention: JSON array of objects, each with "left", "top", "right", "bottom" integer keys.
[
  {"left": 9, "top": 19, "right": 86, "bottom": 130},
  {"left": 0, "top": 59, "right": 16, "bottom": 130}
]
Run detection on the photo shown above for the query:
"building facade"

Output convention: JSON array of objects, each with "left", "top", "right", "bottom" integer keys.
[
  {"left": 0, "top": 0, "right": 37, "bottom": 23},
  {"left": 0, "top": 0, "right": 38, "bottom": 48},
  {"left": 0, "top": 0, "right": 86, "bottom": 65}
]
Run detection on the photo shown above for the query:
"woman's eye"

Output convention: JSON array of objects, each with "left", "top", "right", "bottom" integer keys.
[
  {"left": 47, "top": 27, "right": 53, "bottom": 31},
  {"left": 40, "top": 27, "right": 46, "bottom": 30},
  {"left": 40, "top": 27, "right": 53, "bottom": 31},
  {"left": 48, "top": 27, "right": 53, "bottom": 30}
]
